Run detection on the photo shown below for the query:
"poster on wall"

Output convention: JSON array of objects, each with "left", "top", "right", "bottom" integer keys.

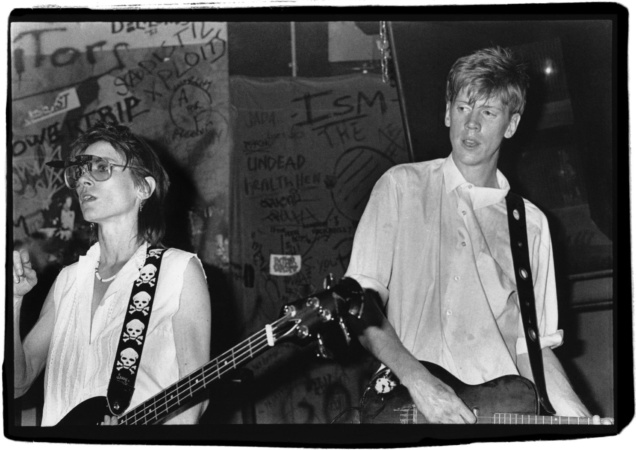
[
  {"left": 11, "top": 21, "right": 231, "bottom": 272},
  {"left": 230, "top": 74, "right": 410, "bottom": 423}
]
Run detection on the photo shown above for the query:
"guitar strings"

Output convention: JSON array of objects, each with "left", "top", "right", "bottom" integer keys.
[
  {"left": 374, "top": 403, "right": 598, "bottom": 425},
  {"left": 120, "top": 316, "right": 291, "bottom": 424},
  {"left": 477, "top": 414, "right": 595, "bottom": 425},
  {"left": 123, "top": 328, "right": 278, "bottom": 424},
  {"left": 123, "top": 331, "right": 276, "bottom": 424}
]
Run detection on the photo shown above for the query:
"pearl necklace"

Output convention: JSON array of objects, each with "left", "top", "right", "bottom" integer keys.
[
  {"left": 94, "top": 244, "right": 145, "bottom": 283},
  {"left": 95, "top": 262, "right": 118, "bottom": 283}
]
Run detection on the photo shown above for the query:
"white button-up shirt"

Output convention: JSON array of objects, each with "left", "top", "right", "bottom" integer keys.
[{"left": 346, "top": 156, "right": 563, "bottom": 384}]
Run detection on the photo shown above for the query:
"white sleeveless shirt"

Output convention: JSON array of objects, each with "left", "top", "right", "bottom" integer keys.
[{"left": 42, "top": 242, "right": 201, "bottom": 426}]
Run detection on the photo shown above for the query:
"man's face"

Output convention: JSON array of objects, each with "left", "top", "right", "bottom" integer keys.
[{"left": 445, "top": 88, "right": 521, "bottom": 172}]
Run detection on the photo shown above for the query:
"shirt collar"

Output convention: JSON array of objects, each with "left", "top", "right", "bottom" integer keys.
[
  {"left": 442, "top": 155, "right": 510, "bottom": 209},
  {"left": 85, "top": 240, "right": 149, "bottom": 271}
]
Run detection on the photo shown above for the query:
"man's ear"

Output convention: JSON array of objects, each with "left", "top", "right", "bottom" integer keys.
[
  {"left": 444, "top": 102, "right": 451, "bottom": 128},
  {"left": 138, "top": 176, "right": 157, "bottom": 201},
  {"left": 504, "top": 113, "right": 521, "bottom": 139}
]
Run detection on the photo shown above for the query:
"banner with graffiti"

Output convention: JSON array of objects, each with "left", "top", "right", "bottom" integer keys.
[
  {"left": 11, "top": 21, "right": 230, "bottom": 268},
  {"left": 230, "top": 75, "right": 409, "bottom": 423}
]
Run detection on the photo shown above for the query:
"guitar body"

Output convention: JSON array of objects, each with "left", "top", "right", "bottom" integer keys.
[
  {"left": 56, "top": 397, "right": 110, "bottom": 426},
  {"left": 360, "top": 361, "right": 539, "bottom": 424}
]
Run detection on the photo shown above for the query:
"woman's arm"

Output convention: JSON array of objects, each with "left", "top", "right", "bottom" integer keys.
[
  {"left": 166, "top": 257, "right": 212, "bottom": 424},
  {"left": 13, "top": 250, "right": 56, "bottom": 398}
]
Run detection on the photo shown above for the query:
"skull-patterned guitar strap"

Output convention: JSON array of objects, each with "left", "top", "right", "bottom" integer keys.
[{"left": 106, "top": 245, "right": 166, "bottom": 416}]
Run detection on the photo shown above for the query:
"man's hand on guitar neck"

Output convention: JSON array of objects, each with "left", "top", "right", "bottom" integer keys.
[
  {"left": 592, "top": 416, "right": 614, "bottom": 425},
  {"left": 401, "top": 364, "right": 477, "bottom": 424}
]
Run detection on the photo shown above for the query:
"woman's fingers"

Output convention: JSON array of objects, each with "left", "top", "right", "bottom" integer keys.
[{"left": 13, "top": 250, "right": 23, "bottom": 282}]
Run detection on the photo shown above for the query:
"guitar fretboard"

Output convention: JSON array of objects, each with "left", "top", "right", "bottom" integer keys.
[
  {"left": 480, "top": 414, "right": 597, "bottom": 425},
  {"left": 404, "top": 406, "right": 600, "bottom": 425}
]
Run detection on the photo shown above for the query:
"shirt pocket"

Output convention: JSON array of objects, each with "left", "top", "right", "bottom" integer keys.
[{"left": 476, "top": 251, "right": 516, "bottom": 319}]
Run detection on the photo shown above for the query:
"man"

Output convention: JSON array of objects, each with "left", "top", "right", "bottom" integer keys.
[{"left": 345, "top": 46, "right": 607, "bottom": 424}]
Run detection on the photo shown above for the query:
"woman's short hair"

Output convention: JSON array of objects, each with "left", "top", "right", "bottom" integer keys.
[
  {"left": 69, "top": 121, "right": 170, "bottom": 246},
  {"left": 446, "top": 46, "right": 530, "bottom": 116}
]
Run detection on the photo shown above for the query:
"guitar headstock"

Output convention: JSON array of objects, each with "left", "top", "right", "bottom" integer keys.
[{"left": 275, "top": 277, "right": 365, "bottom": 355}]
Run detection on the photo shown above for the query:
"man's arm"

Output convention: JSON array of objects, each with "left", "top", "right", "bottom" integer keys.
[
  {"left": 345, "top": 171, "right": 474, "bottom": 423},
  {"left": 351, "top": 289, "right": 476, "bottom": 424},
  {"left": 520, "top": 210, "right": 612, "bottom": 423}
]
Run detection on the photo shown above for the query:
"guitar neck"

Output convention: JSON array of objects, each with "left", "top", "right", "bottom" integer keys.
[
  {"left": 118, "top": 318, "right": 287, "bottom": 425},
  {"left": 478, "top": 414, "right": 598, "bottom": 425}
]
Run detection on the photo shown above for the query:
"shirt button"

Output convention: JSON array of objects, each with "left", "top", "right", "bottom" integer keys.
[
  {"left": 462, "top": 210, "right": 467, "bottom": 216},
  {"left": 446, "top": 310, "right": 453, "bottom": 316},
  {"left": 454, "top": 276, "right": 460, "bottom": 281},
  {"left": 467, "top": 184, "right": 473, "bottom": 189},
  {"left": 461, "top": 241, "right": 466, "bottom": 247}
]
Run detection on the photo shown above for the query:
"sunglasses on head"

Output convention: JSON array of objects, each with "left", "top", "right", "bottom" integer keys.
[{"left": 63, "top": 155, "right": 140, "bottom": 189}]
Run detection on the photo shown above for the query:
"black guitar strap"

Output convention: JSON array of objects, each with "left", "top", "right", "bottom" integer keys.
[
  {"left": 505, "top": 192, "right": 556, "bottom": 415},
  {"left": 106, "top": 246, "right": 167, "bottom": 415}
]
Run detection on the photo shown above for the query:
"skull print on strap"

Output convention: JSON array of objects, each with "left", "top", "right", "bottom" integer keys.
[
  {"left": 137, "top": 264, "right": 157, "bottom": 287},
  {"left": 106, "top": 246, "right": 167, "bottom": 416},
  {"left": 117, "top": 348, "right": 139, "bottom": 374},
  {"left": 123, "top": 319, "right": 145, "bottom": 345}
]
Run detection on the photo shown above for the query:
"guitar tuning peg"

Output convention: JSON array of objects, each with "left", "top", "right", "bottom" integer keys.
[
  {"left": 338, "top": 316, "right": 351, "bottom": 345},
  {"left": 316, "top": 333, "right": 333, "bottom": 359},
  {"left": 323, "top": 273, "right": 335, "bottom": 290}
]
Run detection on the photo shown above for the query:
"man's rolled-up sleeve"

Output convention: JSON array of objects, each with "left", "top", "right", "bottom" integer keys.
[
  {"left": 516, "top": 211, "right": 564, "bottom": 355},
  {"left": 345, "top": 171, "right": 400, "bottom": 308}
]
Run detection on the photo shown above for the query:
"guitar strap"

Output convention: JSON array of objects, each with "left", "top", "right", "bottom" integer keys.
[
  {"left": 505, "top": 192, "right": 557, "bottom": 415},
  {"left": 106, "top": 246, "right": 167, "bottom": 416}
]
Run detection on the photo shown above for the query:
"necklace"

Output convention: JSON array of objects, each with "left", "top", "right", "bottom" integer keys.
[
  {"left": 94, "top": 244, "right": 145, "bottom": 284},
  {"left": 95, "top": 261, "right": 118, "bottom": 283}
]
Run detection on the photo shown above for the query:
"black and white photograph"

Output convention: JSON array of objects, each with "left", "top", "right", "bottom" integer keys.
[{"left": 4, "top": 2, "right": 629, "bottom": 447}]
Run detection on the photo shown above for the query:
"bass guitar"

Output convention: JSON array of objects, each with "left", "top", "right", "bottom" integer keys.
[
  {"left": 56, "top": 277, "right": 364, "bottom": 425},
  {"left": 360, "top": 361, "right": 612, "bottom": 425}
]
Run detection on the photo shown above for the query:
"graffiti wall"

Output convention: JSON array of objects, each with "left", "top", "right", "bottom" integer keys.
[
  {"left": 11, "top": 23, "right": 409, "bottom": 423},
  {"left": 230, "top": 75, "right": 409, "bottom": 423},
  {"left": 11, "top": 21, "right": 230, "bottom": 267}
]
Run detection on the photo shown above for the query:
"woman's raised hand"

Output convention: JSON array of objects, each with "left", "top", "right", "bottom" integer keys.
[{"left": 13, "top": 249, "right": 38, "bottom": 300}]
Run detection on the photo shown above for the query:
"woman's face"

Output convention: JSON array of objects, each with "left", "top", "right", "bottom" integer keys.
[{"left": 74, "top": 141, "right": 142, "bottom": 225}]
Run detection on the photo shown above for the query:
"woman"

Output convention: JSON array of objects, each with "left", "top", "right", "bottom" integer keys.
[{"left": 13, "top": 121, "right": 211, "bottom": 425}]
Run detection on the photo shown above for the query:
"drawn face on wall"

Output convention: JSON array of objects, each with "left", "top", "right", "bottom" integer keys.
[{"left": 63, "top": 195, "right": 73, "bottom": 210}]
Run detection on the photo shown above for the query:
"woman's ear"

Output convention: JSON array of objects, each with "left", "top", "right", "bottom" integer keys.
[{"left": 138, "top": 176, "right": 157, "bottom": 201}]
